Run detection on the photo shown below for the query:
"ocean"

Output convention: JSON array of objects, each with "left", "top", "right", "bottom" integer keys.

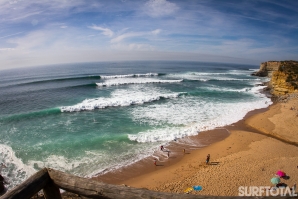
[{"left": 0, "top": 61, "right": 271, "bottom": 189}]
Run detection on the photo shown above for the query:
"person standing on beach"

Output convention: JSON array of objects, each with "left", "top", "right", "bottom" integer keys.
[
  {"left": 160, "top": 145, "right": 164, "bottom": 151},
  {"left": 206, "top": 154, "right": 210, "bottom": 164}
]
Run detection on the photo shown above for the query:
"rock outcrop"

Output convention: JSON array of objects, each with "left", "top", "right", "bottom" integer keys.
[
  {"left": 252, "top": 60, "right": 298, "bottom": 96},
  {"left": 251, "top": 61, "right": 281, "bottom": 77}
]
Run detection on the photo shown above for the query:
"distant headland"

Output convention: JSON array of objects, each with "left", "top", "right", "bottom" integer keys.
[{"left": 252, "top": 60, "right": 298, "bottom": 96}]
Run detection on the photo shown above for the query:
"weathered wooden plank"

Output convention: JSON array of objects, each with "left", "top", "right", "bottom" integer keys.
[
  {"left": 1, "top": 168, "right": 296, "bottom": 199},
  {"left": 48, "top": 168, "right": 207, "bottom": 199},
  {"left": 0, "top": 168, "right": 50, "bottom": 199},
  {"left": 48, "top": 168, "right": 295, "bottom": 199}
]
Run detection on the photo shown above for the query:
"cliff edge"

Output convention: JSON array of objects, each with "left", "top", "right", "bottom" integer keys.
[{"left": 252, "top": 60, "right": 298, "bottom": 96}]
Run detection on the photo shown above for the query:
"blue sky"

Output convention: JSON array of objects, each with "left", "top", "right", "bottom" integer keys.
[{"left": 0, "top": 0, "right": 298, "bottom": 69}]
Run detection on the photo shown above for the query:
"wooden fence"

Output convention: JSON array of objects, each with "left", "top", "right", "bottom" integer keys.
[{"left": 0, "top": 168, "right": 294, "bottom": 199}]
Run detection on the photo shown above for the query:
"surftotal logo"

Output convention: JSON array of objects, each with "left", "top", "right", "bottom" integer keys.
[{"left": 238, "top": 186, "right": 297, "bottom": 197}]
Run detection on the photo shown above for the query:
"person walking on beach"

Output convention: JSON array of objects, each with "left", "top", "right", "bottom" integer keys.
[
  {"left": 154, "top": 159, "right": 157, "bottom": 166},
  {"left": 206, "top": 154, "right": 210, "bottom": 164}
]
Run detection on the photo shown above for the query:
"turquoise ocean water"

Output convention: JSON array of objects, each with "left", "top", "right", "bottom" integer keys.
[{"left": 0, "top": 61, "right": 271, "bottom": 189}]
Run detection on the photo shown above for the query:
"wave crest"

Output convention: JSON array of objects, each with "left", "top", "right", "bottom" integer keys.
[
  {"left": 128, "top": 126, "right": 200, "bottom": 143},
  {"left": 100, "top": 73, "right": 159, "bottom": 79},
  {"left": 60, "top": 92, "right": 185, "bottom": 112},
  {"left": 96, "top": 78, "right": 183, "bottom": 87}
]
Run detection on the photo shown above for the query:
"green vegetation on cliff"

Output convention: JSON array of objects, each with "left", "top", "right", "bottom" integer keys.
[{"left": 279, "top": 61, "right": 298, "bottom": 89}]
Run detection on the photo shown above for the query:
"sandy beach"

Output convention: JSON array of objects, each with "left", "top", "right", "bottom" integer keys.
[{"left": 95, "top": 94, "right": 298, "bottom": 196}]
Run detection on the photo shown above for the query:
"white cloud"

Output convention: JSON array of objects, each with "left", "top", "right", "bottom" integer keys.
[
  {"left": 4, "top": 29, "right": 70, "bottom": 56},
  {"left": 88, "top": 25, "right": 114, "bottom": 37},
  {"left": 0, "top": 48, "right": 15, "bottom": 51},
  {"left": 0, "top": 0, "right": 101, "bottom": 23},
  {"left": 111, "top": 29, "right": 161, "bottom": 43},
  {"left": 128, "top": 43, "right": 153, "bottom": 50},
  {"left": 0, "top": 32, "right": 23, "bottom": 39},
  {"left": 9, "top": 0, "right": 19, "bottom": 5},
  {"left": 111, "top": 43, "right": 155, "bottom": 51},
  {"left": 151, "top": 29, "right": 161, "bottom": 35},
  {"left": 111, "top": 32, "right": 142, "bottom": 43},
  {"left": 144, "top": 0, "right": 179, "bottom": 18},
  {"left": 10, "top": 11, "right": 43, "bottom": 21}
]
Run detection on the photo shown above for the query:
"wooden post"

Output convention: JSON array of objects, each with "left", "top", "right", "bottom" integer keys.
[{"left": 43, "top": 179, "right": 62, "bottom": 199}]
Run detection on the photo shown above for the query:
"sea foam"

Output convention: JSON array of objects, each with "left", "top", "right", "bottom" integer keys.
[
  {"left": 128, "top": 126, "right": 200, "bottom": 143},
  {"left": 61, "top": 87, "right": 185, "bottom": 112},
  {"left": 0, "top": 144, "right": 36, "bottom": 190},
  {"left": 166, "top": 71, "right": 259, "bottom": 82},
  {"left": 128, "top": 85, "right": 272, "bottom": 143}
]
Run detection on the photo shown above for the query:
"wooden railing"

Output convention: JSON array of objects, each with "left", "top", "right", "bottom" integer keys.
[{"left": 0, "top": 168, "right": 294, "bottom": 199}]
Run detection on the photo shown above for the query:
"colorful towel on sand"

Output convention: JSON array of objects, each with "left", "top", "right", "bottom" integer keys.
[{"left": 184, "top": 187, "right": 193, "bottom": 193}]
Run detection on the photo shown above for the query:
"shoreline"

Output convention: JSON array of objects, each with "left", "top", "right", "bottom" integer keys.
[
  {"left": 93, "top": 107, "right": 268, "bottom": 185},
  {"left": 93, "top": 94, "right": 298, "bottom": 196},
  {"left": 94, "top": 127, "right": 231, "bottom": 184}
]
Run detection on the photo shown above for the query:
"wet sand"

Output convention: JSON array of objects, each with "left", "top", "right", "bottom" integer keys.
[
  {"left": 95, "top": 96, "right": 298, "bottom": 196},
  {"left": 94, "top": 127, "right": 231, "bottom": 184}
]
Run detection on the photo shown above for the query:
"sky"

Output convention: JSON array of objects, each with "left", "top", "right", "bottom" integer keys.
[{"left": 0, "top": 0, "right": 298, "bottom": 70}]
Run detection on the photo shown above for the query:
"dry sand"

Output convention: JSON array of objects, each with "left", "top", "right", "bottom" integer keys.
[{"left": 117, "top": 97, "right": 298, "bottom": 196}]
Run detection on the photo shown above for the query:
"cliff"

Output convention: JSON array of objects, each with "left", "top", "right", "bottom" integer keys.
[
  {"left": 252, "top": 60, "right": 298, "bottom": 96},
  {"left": 251, "top": 61, "right": 281, "bottom": 77}
]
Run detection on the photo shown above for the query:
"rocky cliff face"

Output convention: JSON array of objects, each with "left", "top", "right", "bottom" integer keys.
[
  {"left": 252, "top": 61, "right": 281, "bottom": 77},
  {"left": 252, "top": 61, "right": 298, "bottom": 96}
]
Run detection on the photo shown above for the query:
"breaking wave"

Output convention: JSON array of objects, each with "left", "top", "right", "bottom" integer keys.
[
  {"left": 96, "top": 78, "right": 183, "bottom": 87},
  {"left": 60, "top": 92, "right": 185, "bottom": 112},
  {"left": 0, "top": 144, "right": 36, "bottom": 190},
  {"left": 128, "top": 126, "right": 200, "bottom": 143},
  {"left": 100, "top": 73, "right": 160, "bottom": 79}
]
